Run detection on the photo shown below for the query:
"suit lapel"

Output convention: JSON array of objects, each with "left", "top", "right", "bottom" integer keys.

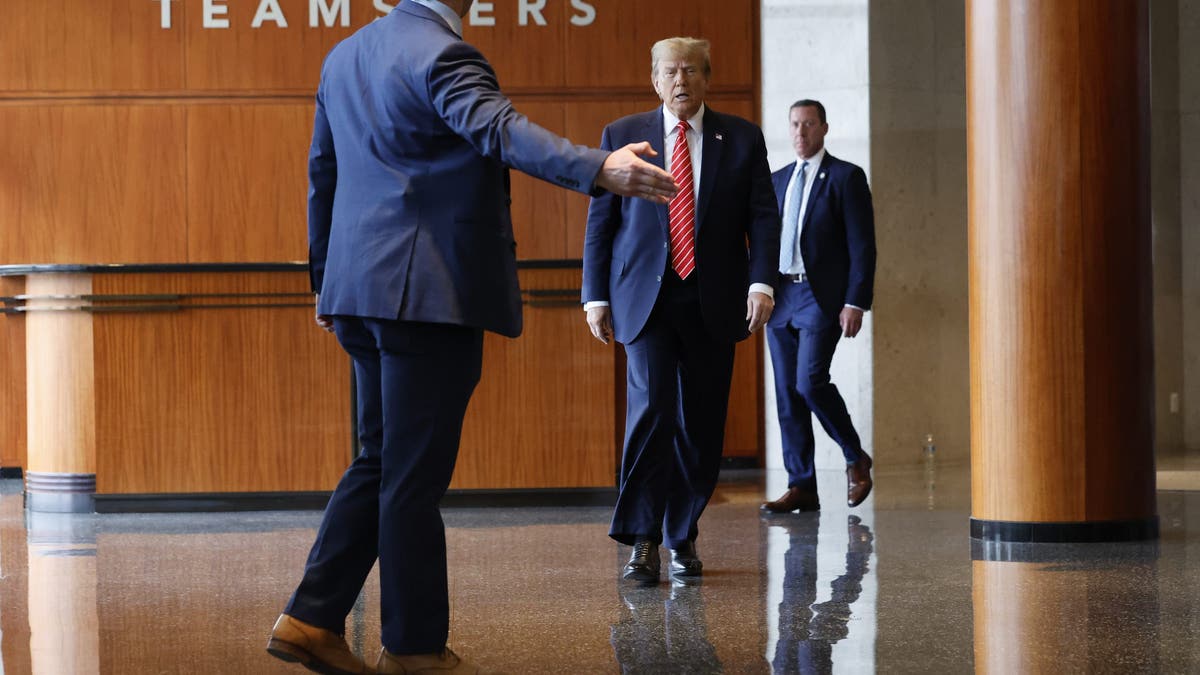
[
  {"left": 695, "top": 107, "right": 723, "bottom": 231},
  {"left": 774, "top": 161, "right": 796, "bottom": 213},
  {"left": 647, "top": 109, "right": 669, "bottom": 233},
  {"left": 801, "top": 153, "right": 834, "bottom": 232}
]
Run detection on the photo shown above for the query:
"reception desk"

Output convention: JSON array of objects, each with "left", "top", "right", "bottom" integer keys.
[{"left": 0, "top": 263, "right": 764, "bottom": 512}]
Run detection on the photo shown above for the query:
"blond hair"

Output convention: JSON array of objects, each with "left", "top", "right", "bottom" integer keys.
[{"left": 650, "top": 37, "right": 712, "bottom": 77}]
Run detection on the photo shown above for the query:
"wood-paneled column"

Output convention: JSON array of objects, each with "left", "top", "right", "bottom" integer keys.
[
  {"left": 24, "top": 274, "right": 97, "bottom": 513},
  {"left": 967, "top": 0, "right": 1157, "bottom": 541}
]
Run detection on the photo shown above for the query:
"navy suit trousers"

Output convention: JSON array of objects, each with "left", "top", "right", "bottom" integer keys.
[
  {"left": 286, "top": 317, "right": 482, "bottom": 654},
  {"left": 610, "top": 276, "right": 736, "bottom": 548},
  {"left": 767, "top": 281, "right": 865, "bottom": 491}
]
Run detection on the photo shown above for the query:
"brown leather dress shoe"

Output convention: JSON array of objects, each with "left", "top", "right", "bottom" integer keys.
[
  {"left": 760, "top": 487, "right": 821, "bottom": 513},
  {"left": 266, "top": 613, "right": 373, "bottom": 675},
  {"left": 847, "top": 453, "right": 874, "bottom": 507},
  {"left": 377, "top": 646, "right": 491, "bottom": 674}
]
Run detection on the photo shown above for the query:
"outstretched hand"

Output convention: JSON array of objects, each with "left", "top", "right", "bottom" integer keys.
[{"left": 595, "top": 142, "right": 678, "bottom": 204}]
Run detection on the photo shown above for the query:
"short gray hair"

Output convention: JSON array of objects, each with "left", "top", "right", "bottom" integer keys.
[{"left": 650, "top": 37, "right": 712, "bottom": 78}]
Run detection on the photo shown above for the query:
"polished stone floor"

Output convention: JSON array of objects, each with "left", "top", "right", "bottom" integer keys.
[{"left": 1, "top": 463, "right": 1198, "bottom": 674}]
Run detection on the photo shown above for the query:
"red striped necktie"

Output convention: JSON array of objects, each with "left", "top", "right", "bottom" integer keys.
[{"left": 668, "top": 120, "right": 696, "bottom": 279}]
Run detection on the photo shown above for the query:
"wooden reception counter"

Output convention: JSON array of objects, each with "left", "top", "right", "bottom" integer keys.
[{"left": 0, "top": 263, "right": 764, "bottom": 512}]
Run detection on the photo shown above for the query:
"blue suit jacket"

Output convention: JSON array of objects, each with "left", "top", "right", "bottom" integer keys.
[
  {"left": 769, "top": 153, "right": 876, "bottom": 321},
  {"left": 581, "top": 107, "right": 780, "bottom": 344},
  {"left": 308, "top": 2, "right": 608, "bottom": 337}
]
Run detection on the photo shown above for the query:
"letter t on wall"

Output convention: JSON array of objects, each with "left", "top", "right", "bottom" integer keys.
[{"left": 156, "top": 0, "right": 177, "bottom": 29}]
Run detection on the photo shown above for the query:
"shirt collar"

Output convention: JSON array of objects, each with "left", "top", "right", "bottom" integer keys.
[
  {"left": 663, "top": 103, "right": 705, "bottom": 137},
  {"left": 409, "top": 0, "right": 464, "bottom": 37},
  {"left": 796, "top": 146, "right": 826, "bottom": 174}
]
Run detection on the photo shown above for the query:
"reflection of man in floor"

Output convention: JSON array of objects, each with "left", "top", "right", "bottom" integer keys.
[
  {"left": 611, "top": 582, "right": 721, "bottom": 674},
  {"left": 773, "top": 514, "right": 874, "bottom": 673}
]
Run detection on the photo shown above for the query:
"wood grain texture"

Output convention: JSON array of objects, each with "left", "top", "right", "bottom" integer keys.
[
  {"left": 0, "top": 278, "right": 27, "bottom": 470},
  {"left": 454, "top": 268, "right": 616, "bottom": 489},
  {"left": 0, "top": 105, "right": 187, "bottom": 264},
  {"left": 967, "top": 0, "right": 1153, "bottom": 523},
  {"left": 91, "top": 272, "right": 350, "bottom": 494},
  {"left": 186, "top": 103, "right": 313, "bottom": 262},
  {"left": 182, "top": 0, "right": 373, "bottom": 91},
  {"left": 24, "top": 275, "right": 96, "bottom": 475},
  {"left": 0, "top": 2, "right": 183, "bottom": 92},
  {"left": 561, "top": 0, "right": 754, "bottom": 90},
  {"left": 724, "top": 336, "right": 763, "bottom": 459},
  {"left": 507, "top": 103, "right": 570, "bottom": 260}
]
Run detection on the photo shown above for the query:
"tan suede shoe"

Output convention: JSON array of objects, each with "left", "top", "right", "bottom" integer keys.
[
  {"left": 266, "top": 613, "right": 373, "bottom": 675},
  {"left": 376, "top": 647, "right": 492, "bottom": 674}
]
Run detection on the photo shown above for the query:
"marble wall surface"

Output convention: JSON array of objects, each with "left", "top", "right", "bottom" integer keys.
[
  {"left": 1152, "top": 0, "right": 1185, "bottom": 456},
  {"left": 1181, "top": 0, "right": 1200, "bottom": 453},
  {"left": 867, "top": 0, "right": 969, "bottom": 466}
]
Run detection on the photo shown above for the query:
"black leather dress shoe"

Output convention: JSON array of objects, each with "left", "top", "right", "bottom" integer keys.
[
  {"left": 623, "top": 540, "right": 660, "bottom": 584},
  {"left": 669, "top": 541, "right": 703, "bottom": 577},
  {"left": 760, "top": 487, "right": 821, "bottom": 513}
]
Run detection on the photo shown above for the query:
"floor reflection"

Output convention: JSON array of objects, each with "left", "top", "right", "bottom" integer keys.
[
  {"left": 767, "top": 514, "right": 874, "bottom": 674},
  {"left": 611, "top": 581, "right": 721, "bottom": 674},
  {"left": 973, "top": 541, "right": 1165, "bottom": 674},
  {"left": 0, "top": 467, "right": 1196, "bottom": 673}
]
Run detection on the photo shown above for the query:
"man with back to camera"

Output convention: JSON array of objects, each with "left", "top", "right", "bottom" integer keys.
[
  {"left": 582, "top": 37, "right": 780, "bottom": 585},
  {"left": 264, "top": 1, "right": 678, "bottom": 673},
  {"left": 761, "top": 99, "right": 877, "bottom": 515}
]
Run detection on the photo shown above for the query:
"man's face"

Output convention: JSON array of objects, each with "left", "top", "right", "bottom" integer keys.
[
  {"left": 789, "top": 105, "right": 828, "bottom": 159},
  {"left": 652, "top": 53, "right": 709, "bottom": 121}
]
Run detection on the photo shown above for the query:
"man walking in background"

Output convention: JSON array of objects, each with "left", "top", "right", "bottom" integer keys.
[{"left": 761, "top": 99, "right": 876, "bottom": 515}]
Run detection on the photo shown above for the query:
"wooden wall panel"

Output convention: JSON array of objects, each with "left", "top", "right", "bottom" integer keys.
[
  {"left": 182, "top": 0, "right": 374, "bottom": 91},
  {"left": 724, "top": 337, "right": 763, "bottom": 458},
  {"left": 0, "top": 279, "right": 27, "bottom": 470},
  {"left": 91, "top": 272, "right": 350, "bottom": 493},
  {"left": 561, "top": 0, "right": 755, "bottom": 90},
  {"left": 508, "top": 103, "right": 570, "bottom": 260},
  {"left": 0, "top": 2, "right": 183, "bottom": 92},
  {"left": 0, "top": 105, "right": 188, "bottom": 264},
  {"left": 464, "top": 3, "right": 567, "bottom": 89},
  {"left": 186, "top": 103, "right": 313, "bottom": 262},
  {"left": 454, "top": 268, "right": 616, "bottom": 489}
]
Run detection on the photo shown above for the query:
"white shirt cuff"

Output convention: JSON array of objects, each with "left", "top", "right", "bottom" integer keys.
[
  {"left": 749, "top": 283, "right": 774, "bottom": 299},
  {"left": 583, "top": 301, "right": 610, "bottom": 311},
  {"left": 845, "top": 304, "right": 865, "bottom": 312}
]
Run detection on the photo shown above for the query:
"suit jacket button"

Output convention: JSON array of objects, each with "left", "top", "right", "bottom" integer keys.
[{"left": 656, "top": 275, "right": 662, "bottom": 282}]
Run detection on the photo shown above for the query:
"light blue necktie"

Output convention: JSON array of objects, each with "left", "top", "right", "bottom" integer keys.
[{"left": 778, "top": 160, "right": 808, "bottom": 272}]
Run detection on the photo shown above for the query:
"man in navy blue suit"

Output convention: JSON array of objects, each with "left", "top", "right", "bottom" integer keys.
[
  {"left": 582, "top": 37, "right": 780, "bottom": 585},
  {"left": 266, "top": 1, "right": 677, "bottom": 673},
  {"left": 760, "top": 99, "right": 877, "bottom": 515}
]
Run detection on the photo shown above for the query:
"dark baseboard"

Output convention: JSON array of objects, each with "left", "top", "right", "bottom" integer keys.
[
  {"left": 720, "top": 457, "right": 759, "bottom": 470},
  {"left": 95, "top": 491, "right": 333, "bottom": 513},
  {"left": 94, "top": 487, "right": 617, "bottom": 513},
  {"left": 970, "top": 516, "right": 1159, "bottom": 545},
  {"left": 0, "top": 467, "right": 23, "bottom": 479}
]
